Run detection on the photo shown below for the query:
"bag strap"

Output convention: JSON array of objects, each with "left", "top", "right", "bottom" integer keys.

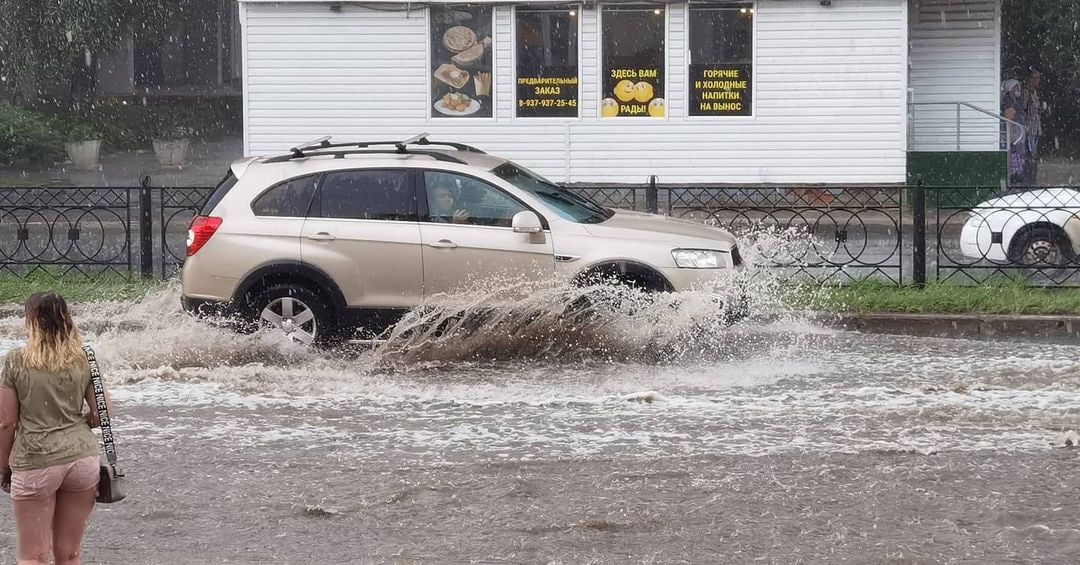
[{"left": 83, "top": 346, "right": 117, "bottom": 465}]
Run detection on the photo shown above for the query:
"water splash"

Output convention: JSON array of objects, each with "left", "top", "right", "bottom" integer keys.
[
  {"left": 0, "top": 226, "right": 824, "bottom": 376},
  {"left": 373, "top": 225, "right": 821, "bottom": 366}
]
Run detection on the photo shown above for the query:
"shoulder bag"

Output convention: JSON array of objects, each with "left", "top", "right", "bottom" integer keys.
[{"left": 84, "top": 346, "right": 126, "bottom": 503}]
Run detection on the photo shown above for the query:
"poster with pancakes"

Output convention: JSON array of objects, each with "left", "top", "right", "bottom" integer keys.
[{"left": 430, "top": 6, "right": 494, "bottom": 118}]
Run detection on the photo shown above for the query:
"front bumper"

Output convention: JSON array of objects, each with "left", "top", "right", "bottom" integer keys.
[{"left": 959, "top": 217, "right": 1006, "bottom": 262}]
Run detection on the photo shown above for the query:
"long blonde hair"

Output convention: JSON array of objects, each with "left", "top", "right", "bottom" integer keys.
[{"left": 23, "top": 292, "right": 85, "bottom": 372}]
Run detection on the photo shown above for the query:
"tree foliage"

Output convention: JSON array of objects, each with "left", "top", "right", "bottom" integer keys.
[{"left": 0, "top": 0, "right": 123, "bottom": 104}]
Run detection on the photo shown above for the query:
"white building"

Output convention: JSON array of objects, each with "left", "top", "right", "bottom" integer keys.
[{"left": 238, "top": 0, "right": 1004, "bottom": 186}]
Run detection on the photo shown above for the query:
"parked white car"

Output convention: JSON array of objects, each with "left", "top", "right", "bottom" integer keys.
[{"left": 960, "top": 188, "right": 1080, "bottom": 266}]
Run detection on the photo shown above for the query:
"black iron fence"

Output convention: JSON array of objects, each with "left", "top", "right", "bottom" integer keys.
[
  {"left": 0, "top": 188, "right": 134, "bottom": 277},
  {"left": 931, "top": 186, "right": 1080, "bottom": 286},
  {"left": 0, "top": 183, "right": 209, "bottom": 279},
  {"left": 0, "top": 181, "right": 1078, "bottom": 286}
]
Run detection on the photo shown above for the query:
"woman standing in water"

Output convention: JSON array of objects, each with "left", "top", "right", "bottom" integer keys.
[{"left": 0, "top": 292, "right": 110, "bottom": 565}]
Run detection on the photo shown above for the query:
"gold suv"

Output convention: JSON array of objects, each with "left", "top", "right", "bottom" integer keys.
[{"left": 182, "top": 135, "right": 743, "bottom": 344}]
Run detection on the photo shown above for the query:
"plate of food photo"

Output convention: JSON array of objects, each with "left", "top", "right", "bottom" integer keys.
[{"left": 435, "top": 92, "right": 481, "bottom": 116}]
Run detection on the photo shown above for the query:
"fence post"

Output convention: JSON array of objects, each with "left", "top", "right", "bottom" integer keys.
[
  {"left": 646, "top": 175, "right": 658, "bottom": 214},
  {"left": 139, "top": 177, "right": 154, "bottom": 279},
  {"left": 912, "top": 182, "right": 927, "bottom": 288}
]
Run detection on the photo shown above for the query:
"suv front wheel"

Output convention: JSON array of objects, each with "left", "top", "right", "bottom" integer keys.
[{"left": 250, "top": 284, "right": 334, "bottom": 345}]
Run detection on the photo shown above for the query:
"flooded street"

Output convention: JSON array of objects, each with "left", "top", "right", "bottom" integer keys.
[{"left": 0, "top": 290, "right": 1078, "bottom": 563}]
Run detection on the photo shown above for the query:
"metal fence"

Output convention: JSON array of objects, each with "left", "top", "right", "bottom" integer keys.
[
  {"left": 931, "top": 186, "right": 1080, "bottom": 286},
  {"left": 1, "top": 181, "right": 1078, "bottom": 286},
  {"left": 0, "top": 184, "right": 208, "bottom": 279},
  {"left": 0, "top": 188, "right": 134, "bottom": 277}
]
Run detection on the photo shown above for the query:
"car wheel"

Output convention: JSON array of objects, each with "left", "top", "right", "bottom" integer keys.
[
  {"left": 1009, "top": 227, "right": 1074, "bottom": 267},
  {"left": 251, "top": 284, "right": 335, "bottom": 346}
]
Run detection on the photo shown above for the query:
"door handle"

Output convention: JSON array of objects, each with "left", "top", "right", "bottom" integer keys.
[
  {"left": 306, "top": 232, "right": 336, "bottom": 241},
  {"left": 427, "top": 239, "right": 458, "bottom": 249}
]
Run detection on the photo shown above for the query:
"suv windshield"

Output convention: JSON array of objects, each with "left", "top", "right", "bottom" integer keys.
[{"left": 491, "top": 163, "right": 614, "bottom": 224}]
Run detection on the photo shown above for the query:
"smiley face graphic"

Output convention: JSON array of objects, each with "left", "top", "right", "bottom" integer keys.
[
  {"left": 648, "top": 97, "right": 666, "bottom": 117},
  {"left": 614, "top": 80, "right": 636, "bottom": 102},
  {"left": 601, "top": 97, "right": 620, "bottom": 117},
  {"left": 633, "top": 81, "right": 655, "bottom": 103}
]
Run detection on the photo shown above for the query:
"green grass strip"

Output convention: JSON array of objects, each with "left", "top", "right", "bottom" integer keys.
[
  {"left": 804, "top": 279, "right": 1080, "bottom": 316},
  {"left": 0, "top": 271, "right": 162, "bottom": 304}
]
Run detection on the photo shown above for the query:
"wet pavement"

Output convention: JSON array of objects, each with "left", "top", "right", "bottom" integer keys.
[{"left": 0, "top": 288, "right": 1077, "bottom": 563}]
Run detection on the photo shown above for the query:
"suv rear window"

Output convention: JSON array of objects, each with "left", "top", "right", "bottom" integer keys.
[
  {"left": 201, "top": 170, "right": 239, "bottom": 215},
  {"left": 314, "top": 170, "right": 416, "bottom": 221},
  {"left": 252, "top": 175, "right": 319, "bottom": 217}
]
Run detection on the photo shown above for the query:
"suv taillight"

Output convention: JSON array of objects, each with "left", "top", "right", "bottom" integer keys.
[{"left": 187, "top": 216, "right": 223, "bottom": 256}]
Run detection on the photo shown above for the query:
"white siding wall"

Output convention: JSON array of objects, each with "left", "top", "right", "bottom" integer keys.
[
  {"left": 243, "top": 0, "right": 908, "bottom": 184},
  {"left": 908, "top": 0, "right": 1000, "bottom": 151}
]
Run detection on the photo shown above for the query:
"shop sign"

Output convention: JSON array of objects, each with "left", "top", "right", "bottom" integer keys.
[
  {"left": 516, "top": 67, "right": 578, "bottom": 117},
  {"left": 688, "top": 64, "right": 752, "bottom": 117}
]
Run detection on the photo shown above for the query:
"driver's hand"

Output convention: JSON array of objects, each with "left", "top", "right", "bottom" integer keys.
[{"left": 451, "top": 209, "right": 471, "bottom": 224}]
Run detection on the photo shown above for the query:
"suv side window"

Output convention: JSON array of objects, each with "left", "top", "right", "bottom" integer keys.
[
  {"left": 315, "top": 170, "right": 417, "bottom": 221},
  {"left": 251, "top": 175, "right": 319, "bottom": 217},
  {"left": 424, "top": 171, "right": 526, "bottom": 228}
]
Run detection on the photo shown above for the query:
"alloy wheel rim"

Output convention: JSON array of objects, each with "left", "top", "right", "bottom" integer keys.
[
  {"left": 260, "top": 297, "right": 316, "bottom": 344},
  {"left": 1025, "top": 239, "right": 1060, "bottom": 265}
]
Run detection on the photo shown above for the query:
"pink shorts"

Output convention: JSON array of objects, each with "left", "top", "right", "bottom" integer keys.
[{"left": 10, "top": 456, "right": 100, "bottom": 501}]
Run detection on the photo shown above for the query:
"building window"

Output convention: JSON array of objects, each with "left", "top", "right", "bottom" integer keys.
[
  {"left": 601, "top": 5, "right": 666, "bottom": 119},
  {"left": 688, "top": 1, "right": 754, "bottom": 117},
  {"left": 515, "top": 6, "right": 579, "bottom": 118},
  {"left": 430, "top": 5, "right": 494, "bottom": 118}
]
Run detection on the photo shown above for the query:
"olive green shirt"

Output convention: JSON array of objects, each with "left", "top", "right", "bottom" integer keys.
[{"left": 1, "top": 349, "right": 99, "bottom": 471}]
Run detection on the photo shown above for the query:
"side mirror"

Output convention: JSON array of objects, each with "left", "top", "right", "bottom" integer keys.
[{"left": 512, "top": 211, "right": 544, "bottom": 234}]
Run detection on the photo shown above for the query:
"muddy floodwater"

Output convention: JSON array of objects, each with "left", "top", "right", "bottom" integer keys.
[{"left": 0, "top": 287, "right": 1078, "bottom": 564}]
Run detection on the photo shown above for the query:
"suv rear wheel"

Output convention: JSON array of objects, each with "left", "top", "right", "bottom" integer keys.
[{"left": 251, "top": 284, "right": 334, "bottom": 345}]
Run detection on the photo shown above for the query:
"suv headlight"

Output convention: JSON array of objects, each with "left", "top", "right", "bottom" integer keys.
[{"left": 672, "top": 249, "right": 727, "bottom": 269}]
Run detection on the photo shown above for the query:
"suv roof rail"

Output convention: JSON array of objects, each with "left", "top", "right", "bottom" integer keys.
[
  {"left": 263, "top": 148, "right": 468, "bottom": 165},
  {"left": 284, "top": 133, "right": 486, "bottom": 160}
]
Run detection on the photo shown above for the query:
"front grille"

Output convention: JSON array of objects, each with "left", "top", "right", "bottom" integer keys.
[{"left": 730, "top": 246, "right": 743, "bottom": 267}]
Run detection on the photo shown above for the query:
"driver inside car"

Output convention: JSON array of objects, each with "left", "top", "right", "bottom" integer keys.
[{"left": 427, "top": 181, "right": 471, "bottom": 224}]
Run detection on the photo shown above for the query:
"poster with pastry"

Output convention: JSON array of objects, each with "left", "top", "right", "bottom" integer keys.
[{"left": 430, "top": 6, "right": 493, "bottom": 117}]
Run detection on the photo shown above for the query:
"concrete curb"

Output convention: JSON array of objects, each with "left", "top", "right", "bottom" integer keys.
[{"left": 814, "top": 312, "right": 1080, "bottom": 344}]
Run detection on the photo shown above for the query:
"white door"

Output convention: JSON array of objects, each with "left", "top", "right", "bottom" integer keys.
[{"left": 419, "top": 171, "right": 555, "bottom": 296}]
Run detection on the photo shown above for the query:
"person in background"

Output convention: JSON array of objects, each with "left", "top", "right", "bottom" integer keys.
[
  {"left": 1001, "top": 79, "right": 1027, "bottom": 185},
  {"left": 0, "top": 292, "right": 110, "bottom": 565},
  {"left": 1021, "top": 68, "right": 1044, "bottom": 185}
]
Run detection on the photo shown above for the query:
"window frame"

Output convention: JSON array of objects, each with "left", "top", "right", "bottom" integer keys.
[
  {"left": 511, "top": 3, "right": 584, "bottom": 121},
  {"left": 684, "top": 0, "right": 758, "bottom": 120},
  {"left": 249, "top": 173, "right": 320, "bottom": 219},
  {"left": 309, "top": 168, "right": 420, "bottom": 223},
  {"left": 418, "top": 169, "right": 550, "bottom": 230},
  {"left": 596, "top": 2, "right": 670, "bottom": 121},
  {"left": 426, "top": 4, "right": 498, "bottom": 121}
]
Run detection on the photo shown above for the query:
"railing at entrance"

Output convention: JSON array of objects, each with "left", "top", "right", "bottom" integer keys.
[{"left": 908, "top": 101, "right": 1025, "bottom": 152}]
